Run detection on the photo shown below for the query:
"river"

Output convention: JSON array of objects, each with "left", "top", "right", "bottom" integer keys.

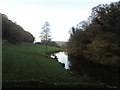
[
  {"left": 51, "top": 52, "right": 70, "bottom": 69},
  {"left": 51, "top": 51, "right": 119, "bottom": 86}
]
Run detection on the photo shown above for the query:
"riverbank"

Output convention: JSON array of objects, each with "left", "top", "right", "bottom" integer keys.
[
  {"left": 2, "top": 42, "right": 113, "bottom": 89},
  {"left": 68, "top": 55, "right": 119, "bottom": 88}
]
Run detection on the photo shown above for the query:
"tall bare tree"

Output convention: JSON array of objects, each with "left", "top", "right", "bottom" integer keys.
[{"left": 40, "top": 21, "right": 51, "bottom": 53}]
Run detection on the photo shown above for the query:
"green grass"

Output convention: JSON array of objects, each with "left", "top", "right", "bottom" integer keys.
[
  {"left": 2, "top": 42, "right": 111, "bottom": 88},
  {"left": 2, "top": 42, "right": 80, "bottom": 86}
]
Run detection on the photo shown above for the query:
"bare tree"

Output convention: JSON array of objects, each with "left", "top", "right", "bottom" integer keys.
[{"left": 40, "top": 21, "right": 51, "bottom": 53}]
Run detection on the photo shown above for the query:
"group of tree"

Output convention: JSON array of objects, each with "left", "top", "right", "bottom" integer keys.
[
  {"left": 41, "top": 40, "right": 60, "bottom": 48},
  {"left": 2, "top": 13, "right": 34, "bottom": 43},
  {"left": 67, "top": 1, "right": 120, "bottom": 66}
]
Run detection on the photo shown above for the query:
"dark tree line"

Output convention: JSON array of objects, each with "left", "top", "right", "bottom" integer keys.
[
  {"left": 2, "top": 14, "right": 34, "bottom": 43},
  {"left": 67, "top": 1, "right": 120, "bottom": 66},
  {"left": 40, "top": 40, "right": 60, "bottom": 48}
]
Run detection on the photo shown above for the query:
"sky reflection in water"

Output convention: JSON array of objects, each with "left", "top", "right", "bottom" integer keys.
[{"left": 51, "top": 52, "right": 70, "bottom": 69}]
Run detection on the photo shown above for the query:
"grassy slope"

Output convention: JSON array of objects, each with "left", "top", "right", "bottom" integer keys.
[
  {"left": 2, "top": 42, "right": 83, "bottom": 87},
  {"left": 2, "top": 42, "right": 111, "bottom": 88}
]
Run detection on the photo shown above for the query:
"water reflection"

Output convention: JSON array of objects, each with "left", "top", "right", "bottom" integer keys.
[{"left": 51, "top": 52, "right": 70, "bottom": 69}]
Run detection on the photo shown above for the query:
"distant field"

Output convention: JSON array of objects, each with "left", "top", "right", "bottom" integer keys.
[{"left": 55, "top": 41, "right": 66, "bottom": 45}]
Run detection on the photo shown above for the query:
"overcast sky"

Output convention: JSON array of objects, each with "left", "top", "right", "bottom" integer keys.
[{"left": 0, "top": 0, "right": 119, "bottom": 41}]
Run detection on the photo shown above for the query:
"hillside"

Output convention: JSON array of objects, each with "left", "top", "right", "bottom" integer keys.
[
  {"left": 2, "top": 42, "right": 111, "bottom": 88},
  {"left": 2, "top": 42, "right": 81, "bottom": 88},
  {"left": 2, "top": 13, "right": 34, "bottom": 43},
  {"left": 67, "top": 2, "right": 120, "bottom": 66}
]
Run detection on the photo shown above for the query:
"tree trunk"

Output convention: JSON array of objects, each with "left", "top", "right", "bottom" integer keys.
[{"left": 46, "top": 33, "right": 47, "bottom": 54}]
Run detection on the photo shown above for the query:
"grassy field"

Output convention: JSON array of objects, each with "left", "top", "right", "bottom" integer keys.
[
  {"left": 2, "top": 42, "right": 111, "bottom": 88},
  {"left": 2, "top": 42, "right": 79, "bottom": 87}
]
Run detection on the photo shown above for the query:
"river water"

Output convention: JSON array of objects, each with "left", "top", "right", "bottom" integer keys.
[{"left": 51, "top": 52, "right": 70, "bottom": 69}]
